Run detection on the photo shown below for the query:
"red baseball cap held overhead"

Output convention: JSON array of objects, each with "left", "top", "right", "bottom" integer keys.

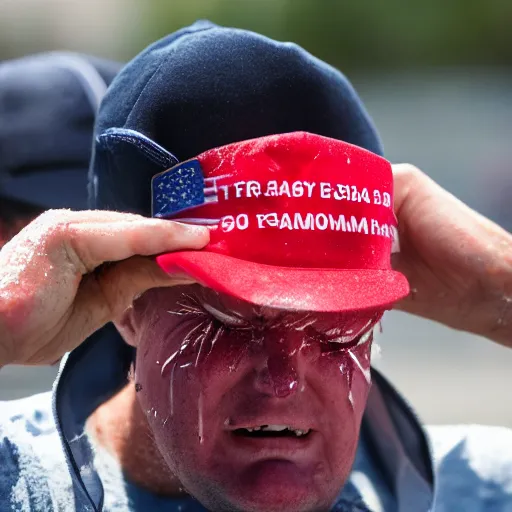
[{"left": 152, "top": 131, "right": 409, "bottom": 312}]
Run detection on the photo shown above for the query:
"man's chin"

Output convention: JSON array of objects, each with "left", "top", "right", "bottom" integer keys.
[{"left": 208, "top": 460, "right": 337, "bottom": 512}]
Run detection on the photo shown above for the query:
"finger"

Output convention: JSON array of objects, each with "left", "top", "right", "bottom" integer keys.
[
  {"left": 3, "top": 209, "right": 209, "bottom": 278},
  {"left": 56, "top": 218, "right": 210, "bottom": 274},
  {"left": 63, "top": 257, "right": 194, "bottom": 346},
  {"left": 33, "top": 208, "right": 162, "bottom": 225},
  {"left": 391, "top": 163, "right": 426, "bottom": 216}
]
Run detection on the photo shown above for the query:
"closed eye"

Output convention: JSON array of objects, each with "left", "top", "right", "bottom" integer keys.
[
  {"left": 203, "top": 302, "right": 250, "bottom": 328},
  {"left": 320, "top": 328, "right": 374, "bottom": 353},
  {"left": 328, "top": 328, "right": 374, "bottom": 346}
]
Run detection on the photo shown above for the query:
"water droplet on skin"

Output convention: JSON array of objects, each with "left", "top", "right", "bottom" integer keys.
[
  {"left": 161, "top": 351, "right": 178, "bottom": 375},
  {"left": 348, "top": 390, "right": 354, "bottom": 410},
  {"left": 169, "top": 361, "right": 177, "bottom": 416},
  {"left": 348, "top": 350, "right": 371, "bottom": 385},
  {"left": 198, "top": 392, "right": 204, "bottom": 445},
  {"left": 267, "top": 354, "right": 299, "bottom": 398},
  {"left": 195, "top": 325, "right": 208, "bottom": 368}
]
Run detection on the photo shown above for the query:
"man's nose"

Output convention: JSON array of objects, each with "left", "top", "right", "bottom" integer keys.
[{"left": 252, "top": 330, "right": 310, "bottom": 398}]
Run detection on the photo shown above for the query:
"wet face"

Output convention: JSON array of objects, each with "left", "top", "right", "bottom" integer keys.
[{"left": 129, "top": 285, "right": 382, "bottom": 512}]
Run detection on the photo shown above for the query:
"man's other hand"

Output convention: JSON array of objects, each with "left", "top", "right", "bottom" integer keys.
[{"left": 392, "top": 164, "right": 512, "bottom": 347}]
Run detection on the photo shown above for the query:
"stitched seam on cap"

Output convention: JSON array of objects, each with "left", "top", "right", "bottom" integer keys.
[{"left": 97, "top": 130, "right": 178, "bottom": 169}]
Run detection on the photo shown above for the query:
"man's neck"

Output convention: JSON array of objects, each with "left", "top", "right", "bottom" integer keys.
[{"left": 87, "top": 383, "right": 184, "bottom": 496}]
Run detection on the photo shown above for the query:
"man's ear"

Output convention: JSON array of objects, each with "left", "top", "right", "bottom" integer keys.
[{"left": 114, "top": 306, "right": 139, "bottom": 347}]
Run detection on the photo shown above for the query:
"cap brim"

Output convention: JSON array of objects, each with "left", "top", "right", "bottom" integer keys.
[{"left": 156, "top": 251, "right": 410, "bottom": 313}]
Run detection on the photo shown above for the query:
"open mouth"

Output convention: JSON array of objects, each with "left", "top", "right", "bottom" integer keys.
[{"left": 233, "top": 425, "right": 312, "bottom": 438}]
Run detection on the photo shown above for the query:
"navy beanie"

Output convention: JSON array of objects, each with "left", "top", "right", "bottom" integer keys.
[{"left": 90, "top": 20, "right": 382, "bottom": 215}]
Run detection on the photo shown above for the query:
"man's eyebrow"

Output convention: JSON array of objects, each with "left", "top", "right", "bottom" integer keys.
[{"left": 210, "top": 298, "right": 280, "bottom": 323}]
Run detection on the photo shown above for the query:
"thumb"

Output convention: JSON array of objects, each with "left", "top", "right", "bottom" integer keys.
[{"left": 61, "top": 256, "right": 193, "bottom": 350}]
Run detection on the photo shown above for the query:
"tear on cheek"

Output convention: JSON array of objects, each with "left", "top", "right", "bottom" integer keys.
[{"left": 336, "top": 336, "right": 373, "bottom": 413}]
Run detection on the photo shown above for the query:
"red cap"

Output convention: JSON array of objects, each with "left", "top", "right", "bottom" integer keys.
[{"left": 152, "top": 131, "right": 409, "bottom": 312}]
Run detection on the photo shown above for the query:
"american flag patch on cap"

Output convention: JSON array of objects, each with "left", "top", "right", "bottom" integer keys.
[{"left": 152, "top": 159, "right": 220, "bottom": 218}]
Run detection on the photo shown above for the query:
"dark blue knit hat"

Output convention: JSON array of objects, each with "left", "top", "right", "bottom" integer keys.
[{"left": 90, "top": 20, "right": 382, "bottom": 215}]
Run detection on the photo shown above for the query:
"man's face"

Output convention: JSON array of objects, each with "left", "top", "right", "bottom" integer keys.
[{"left": 130, "top": 285, "right": 381, "bottom": 512}]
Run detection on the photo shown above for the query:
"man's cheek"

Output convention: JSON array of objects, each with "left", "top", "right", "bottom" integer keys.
[
  {"left": 134, "top": 339, "right": 188, "bottom": 440},
  {"left": 135, "top": 366, "right": 202, "bottom": 468},
  {"left": 206, "top": 349, "right": 250, "bottom": 386},
  {"left": 344, "top": 341, "right": 373, "bottom": 417},
  {"left": 319, "top": 340, "right": 372, "bottom": 418}
]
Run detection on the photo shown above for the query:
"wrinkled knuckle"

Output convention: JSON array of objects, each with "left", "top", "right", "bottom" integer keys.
[
  {"left": 162, "top": 221, "right": 181, "bottom": 238},
  {"left": 131, "top": 220, "right": 179, "bottom": 255},
  {"left": 37, "top": 208, "right": 71, "bottom": 225},
  {"left": 34, "top": 211, "right": 87, "bottom": 274},
  {"left": 396, "top": 163, "right": 422, "bottom": 178},
  {"left": 35, "top": 209, "right": 73, "bottom": 242}
]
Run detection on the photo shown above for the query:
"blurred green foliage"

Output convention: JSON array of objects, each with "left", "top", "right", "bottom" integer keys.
[{"left": 135, "top": 0, "right": 512, "bottom": 71}]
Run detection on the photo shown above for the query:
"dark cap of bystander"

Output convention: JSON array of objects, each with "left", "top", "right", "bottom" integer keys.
[{"left": 0, "top": 52, "right": 121, "bottom": 212}]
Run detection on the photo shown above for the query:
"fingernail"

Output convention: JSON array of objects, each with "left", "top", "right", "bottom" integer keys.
[{"left": 176, "top": 222, "right": 209, "bottom": 236}]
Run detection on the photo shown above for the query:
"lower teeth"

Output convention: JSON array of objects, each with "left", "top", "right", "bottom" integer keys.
[{"left": 235, "top": 428, "right": 310, "bottom": 438}]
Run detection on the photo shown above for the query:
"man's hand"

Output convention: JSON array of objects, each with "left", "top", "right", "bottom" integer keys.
[
  {"left": 392, "top": 164, "right": 512, "bottom": 347},
  {"left": 0, "top": 210, "right": 209, "bottom": 365}
]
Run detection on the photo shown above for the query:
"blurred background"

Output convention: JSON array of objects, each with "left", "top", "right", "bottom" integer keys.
[{"left": 0, "top": 0, "right": 511, "bottom": 427}]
